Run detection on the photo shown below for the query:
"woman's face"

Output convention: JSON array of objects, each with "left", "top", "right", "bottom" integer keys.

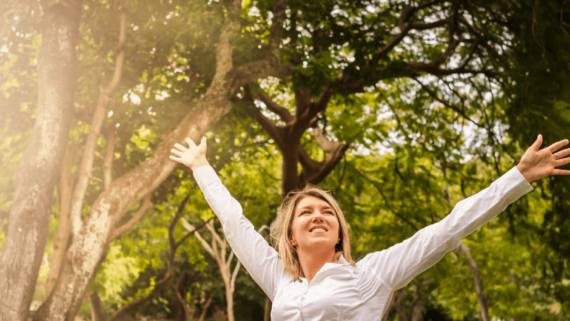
[{"left": 289, "top": 196, "right": 340, "bottom": 252}]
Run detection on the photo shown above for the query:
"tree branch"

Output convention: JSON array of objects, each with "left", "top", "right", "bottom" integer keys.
[
  {"left": 256, "top": 91, "right": 293, "bottom": 124},
  {"left": 108, "top": 194, "right": 203, "bottom": 321},
  {"left": 103, "top": 129, "right": 115, "bottom": 190},
  {"left": 230, "top": 259, "right": 241, "bottom": 294},
  {"left": 356, "top": 169, "right": 419, "bottom": 230},
  {"left": 69, "top": 4, "right": 128, "bottom": 237},
  {"left": 228, "top": 0, "right": 289, "bottom": 91},
  {"left": 108, "top": 194, "right": 153, "bottom": 242},
  {"left": 412, "top": 78, "right": 482, "bottom": 128},
  {"left": 456, "top": 242, "right": 490, "bottom": 321},
  {"left": 171, "top": 273, "right": 194, "bottom": 320},
  {"left": 305, "top": 142, "right": 349, "bottom": 185},
  {"left": 46, "top": 146, "right": 74, "bottom": 296},
  {"left": 313, "top": 127, "right": 341, "bottom": 153},
  {"left": 297, "top": 145, "right": 320, "bottom": 174},
  {"left": 181, "top": 218, "right": 216, "bottom": 258}
]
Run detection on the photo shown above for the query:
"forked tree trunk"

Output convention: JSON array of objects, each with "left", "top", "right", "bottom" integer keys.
[
  {"left": 45, "top": 0, "right": 127, "bottom": 304},
  {"left": 32, "top": 0, "right": 276, "bottom": 317},
  {"left": 181, "top": 219, "right": 243, "bottom": 321},
  {"left": 0, "top": 2, "right": 81, "bottom": 320}
]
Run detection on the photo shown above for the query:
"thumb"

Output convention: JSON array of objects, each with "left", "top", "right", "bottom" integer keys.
[
  {"left": 200, "top": 137, "right": 207, "bottom": 150},
  {"left": 530, "top": 134, "right": 543, "bottom": 151}
]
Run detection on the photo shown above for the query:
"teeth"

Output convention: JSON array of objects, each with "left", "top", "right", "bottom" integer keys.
[{"left": 311, "top": 228, "right": 327, "bottom": 232}]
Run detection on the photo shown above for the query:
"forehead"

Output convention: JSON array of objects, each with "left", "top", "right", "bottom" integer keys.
[{"left": 295, "top": 196, "right": 332, "bottom": 210}]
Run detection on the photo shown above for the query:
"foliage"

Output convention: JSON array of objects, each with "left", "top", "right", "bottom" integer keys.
[{"left": 1, "top": 0, "right": 570, "bottom": 319}]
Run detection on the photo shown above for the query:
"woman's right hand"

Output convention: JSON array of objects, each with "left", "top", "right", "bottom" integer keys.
[{"left": 169, "top": 137, "right": 210, "bottom": 171}]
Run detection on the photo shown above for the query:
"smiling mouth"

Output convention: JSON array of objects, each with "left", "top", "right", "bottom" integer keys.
[{"left": 309, "top": 227, "right": 328, "bottom": 232}]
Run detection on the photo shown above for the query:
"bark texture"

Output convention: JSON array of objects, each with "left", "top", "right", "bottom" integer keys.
[
  {"left": 46, "top": 147, "right": 74, "bottom": 296},
  {"left": 0, "top": 2, "right": 81, "bottom": 320},
  {"left": 33, "top": 0, "right": 284, "bottom": 318}
]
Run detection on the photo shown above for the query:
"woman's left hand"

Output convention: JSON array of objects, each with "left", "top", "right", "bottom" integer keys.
[{"left": 516, "top": 134, "right": 570, "bottom": 183}]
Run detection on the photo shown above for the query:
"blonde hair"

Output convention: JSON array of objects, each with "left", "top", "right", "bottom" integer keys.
[{"left": 269, "top": 184, "right": 355, "bottom": 281}]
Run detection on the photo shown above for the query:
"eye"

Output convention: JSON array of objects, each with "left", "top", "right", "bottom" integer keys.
[
  {"left": 325, "top": 210, "right": 334, "bottom": 215},
  {"left": 300, "top": 210, "right": 311, "bottom": 215}
]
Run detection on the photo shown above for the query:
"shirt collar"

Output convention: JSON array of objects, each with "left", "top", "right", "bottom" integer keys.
[{"left": 338, "top": 254, "right": 350, "bottom": 266}]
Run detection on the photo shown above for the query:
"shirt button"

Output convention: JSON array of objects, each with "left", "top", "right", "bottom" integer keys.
[{"left": 299, "top": 308, "right": 301, "bottom": 311}]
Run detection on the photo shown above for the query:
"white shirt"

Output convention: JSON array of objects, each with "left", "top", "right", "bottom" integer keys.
[{"left": 193, "top": 166, "right": 533, "bottom": 321}]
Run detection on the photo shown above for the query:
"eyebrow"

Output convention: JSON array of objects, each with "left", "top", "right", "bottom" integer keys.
[{"left": 296, "top": 205, "right": 334, "bottom": 213}]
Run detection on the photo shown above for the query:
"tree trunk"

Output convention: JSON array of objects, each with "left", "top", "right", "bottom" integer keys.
[
  {"left": 31, "top": 0, "right": 284, "bottom": 317},
  {"left": 393, "top": 289, "right": 408, "bottom": 321},
  {"left": 225, "top": 281, "right": 234, "bottom": 321},
  {"left": 31, "top": 2, "right": 243, "bottom": 319},
  {"left": 0, "top": 1, "right": 81, "bottom": 320},
  {"left": 459, "top": 242, "right": 490, "bottom": 321},
  {"left": 411, "top": 283, "right": 423, "bottom": 321},
  {"left": 264, "top": 297, "right": 272, "bottom": 321},
  {"left": 198, "top": 296, "right": 213, "bottom": 321},
  {"left": 46, "top": 147, "right": 74, "bottom": 297},
  {"left": 88, "top": 292, "right": 106, "bottom": 321}
]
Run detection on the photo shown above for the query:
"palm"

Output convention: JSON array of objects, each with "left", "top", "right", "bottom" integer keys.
[
  {"left": 517, "top": 135, "right": 570, "bottom": 182},
  {"left": 169, "top": 137, "right": 208, "bottom": 170}
]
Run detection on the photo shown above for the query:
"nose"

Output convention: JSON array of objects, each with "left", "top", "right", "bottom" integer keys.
[{"left": 312, "top": 211, "right": 324, "bottom": 222}]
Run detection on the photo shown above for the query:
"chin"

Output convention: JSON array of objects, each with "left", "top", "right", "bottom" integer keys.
[{"left": 303, "top": 239, "right": 336, "bottom": 250}]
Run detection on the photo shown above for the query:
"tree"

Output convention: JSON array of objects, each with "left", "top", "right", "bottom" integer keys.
[
  {"left": 0, "top": 1, "right": 82, "bottom": 319},
  {"left": 2, "top": 0, "right": 569, "bottom": 319},
  {"left": 33, "top": 0, "right": 286, "bottom": 318}
]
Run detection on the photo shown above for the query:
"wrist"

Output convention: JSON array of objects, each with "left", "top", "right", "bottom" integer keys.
[
  {"left": 190, "top": 158, "right": 210, "bottom": 171},
  {"left": 516, "top": 163, "right": 534, "bottom": 183}
]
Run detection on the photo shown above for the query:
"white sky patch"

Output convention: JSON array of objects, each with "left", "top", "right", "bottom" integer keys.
[
  {"left": 155, "top": 91, "right": 169, "bottom": 101},
  {"left": 122, "top": 90, "right": 141, "bottom": 105},
  {"left": 248, "top": 6, "right": 260, "bottom": 17}
]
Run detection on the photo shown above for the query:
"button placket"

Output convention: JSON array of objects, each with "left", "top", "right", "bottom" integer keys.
[{"left": 299, "top": 280, "right": 308, "bottom": 320}]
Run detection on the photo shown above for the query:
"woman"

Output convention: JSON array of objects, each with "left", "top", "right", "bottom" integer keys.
[{"left": 169, "top": 135, "right": 569, "bottom": 320}]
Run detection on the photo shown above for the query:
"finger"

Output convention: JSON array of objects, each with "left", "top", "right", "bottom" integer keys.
[
  {"left": 185, "top": 138, "right": 197, "bottom": 149},
  {"left": 552, "top": 169, "right": 570, "bottom": 176},
  {"left": 530, "top": 134, "right": 543, "bottom": 151},
  {"left": 199, "top": 137, "right": 207, "bottom": 149},
  {"left": 546, "top": 139, "right": 569, "bottom": 153},
  {"left": 170, "top": 149, "right": 184, "bottom": 158},
  {"left": 555, "top": 147, "right": 570, "bottom": 159},
  {"left": 169, "top": 155, "right": 182, "bottom": 163},
  {"left": 174, "top": 143, "right": 187, "bottom": 152},
  {"left": 555, "top": 155, "right": 570, "bottom": 167}
]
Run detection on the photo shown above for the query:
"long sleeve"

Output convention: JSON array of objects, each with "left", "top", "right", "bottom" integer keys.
[
  {"left": 356, "top": 167, "right": 533, "bottom": 291},
  {"left": 193, "top": 166, "right": 285, "bottom": 300}
]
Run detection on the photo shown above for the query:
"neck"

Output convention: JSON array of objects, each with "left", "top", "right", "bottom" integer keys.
[{"left": 297, "top": 247, "right": 336, "bottom": 284}]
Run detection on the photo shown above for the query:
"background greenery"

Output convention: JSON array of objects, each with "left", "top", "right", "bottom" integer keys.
[{"left": 1, "top": 0, "right": 570, "bottom": 320}]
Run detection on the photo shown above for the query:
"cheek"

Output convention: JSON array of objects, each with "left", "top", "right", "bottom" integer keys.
[
  {"left": 290, "top": 218, "right": 302, "bottom": 239},
  {"left": 330, "top": 218, "right": 341, "bottom": 237}
]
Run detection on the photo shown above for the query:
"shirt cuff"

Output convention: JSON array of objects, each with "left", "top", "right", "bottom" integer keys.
[
  {"left": 496, "top": 167, "right": 534, "bottom": 203},
  {"left": 193, "top": 166, "right": 221, "bottom": 190}
]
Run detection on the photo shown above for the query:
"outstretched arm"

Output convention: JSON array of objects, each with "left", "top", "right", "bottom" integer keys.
[
  {"left": 358, "top": 136, "right": 569, "bottom": 291},
  {"left": 170, "top": 137, "right": 285, "bottom": 300}
]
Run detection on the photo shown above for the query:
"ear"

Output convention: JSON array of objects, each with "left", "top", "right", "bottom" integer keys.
[
  {"left": 290, "top": 237, "right": 298, "bottom": 247},
  {"left": 337, "top": 238, "right": 340, "bottom": 244}
]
